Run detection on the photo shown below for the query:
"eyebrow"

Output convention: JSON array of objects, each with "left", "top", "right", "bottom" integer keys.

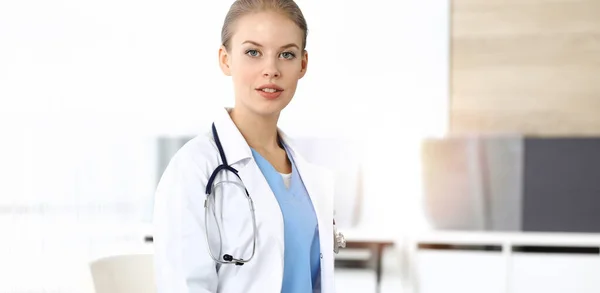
[{"left": 242, "top": 40, "right": 300, "bottom": 50}]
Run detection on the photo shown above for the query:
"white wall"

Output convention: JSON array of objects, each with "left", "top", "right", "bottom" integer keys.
[{"left": 0, "top": 0, "right": 448, "bottom": 290}]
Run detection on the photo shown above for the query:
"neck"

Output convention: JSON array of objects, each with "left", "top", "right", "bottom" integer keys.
[{"left": 229, "top": 107, "right": 281, "bottom": 152}]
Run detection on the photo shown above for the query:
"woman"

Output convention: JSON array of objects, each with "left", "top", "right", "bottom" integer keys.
[{"left": 153, "top": 1, "right": 341, "bottom": 292}]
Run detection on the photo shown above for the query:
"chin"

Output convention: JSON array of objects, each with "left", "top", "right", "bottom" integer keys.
[
  {"left": 252, "top": 96, "right": 291, "bottom": 115},
  {"left": 251, "top": 103, "right": 286, "bottom": 117}
]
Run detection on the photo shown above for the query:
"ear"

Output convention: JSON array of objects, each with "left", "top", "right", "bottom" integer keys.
[
  {"left": 218, "top": 45, "right": 232, "bottom": 76},
  {"left": 299, "top": 50, "right": 308, "bottom": 79}
]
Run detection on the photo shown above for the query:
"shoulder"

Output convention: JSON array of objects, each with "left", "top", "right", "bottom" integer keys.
[
  {"left": 173, "top": 132, "right": 216, "bottom": 163},
  {"left": 158, "top": 130, "right": 220, "bottom": 184}
]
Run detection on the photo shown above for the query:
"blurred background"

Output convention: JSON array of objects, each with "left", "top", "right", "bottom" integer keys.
[{"left": 1, "top": 0, "right": 599, "bottom": 292}]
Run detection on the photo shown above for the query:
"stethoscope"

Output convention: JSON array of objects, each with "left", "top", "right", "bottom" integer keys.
[
  {"left": 204, "top": 123, "right": 345, "bottom": 266},
  {"left": 204, "top": 123, "right": 257, "bottom": 266}
]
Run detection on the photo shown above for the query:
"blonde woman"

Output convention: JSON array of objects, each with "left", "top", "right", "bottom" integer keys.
[{"left": 153, "top": 1, "right": 343, "bottom": 292}]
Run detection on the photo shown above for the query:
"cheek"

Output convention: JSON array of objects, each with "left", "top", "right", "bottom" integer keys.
[
  {"left": 232, "top": 61, "right": 259, "bottom": 87},
  {"left": 283, "top": 61, "right": 303, "bottom": 78}
]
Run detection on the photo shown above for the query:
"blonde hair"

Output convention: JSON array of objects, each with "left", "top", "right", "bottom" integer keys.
[{"left": 221, "top": 0, "right": 308, "bottom": 52}]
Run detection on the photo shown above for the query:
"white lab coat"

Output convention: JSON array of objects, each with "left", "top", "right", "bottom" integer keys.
[{"left": 153, "top": 108, "right": 335, "bottom": 293}]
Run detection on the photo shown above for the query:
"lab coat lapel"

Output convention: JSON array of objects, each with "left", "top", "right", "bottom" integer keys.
[
  {"left": 293, "top": 156, "right": 328, "bottom": 220},
  {"left": 279, "top": 131, "right": 335, "bottom": 293},
  {"left": 277, "top": 130, "right": 333, "bottom": 224},
  {"left": 236, "top": 158, "right": 285, "bottom": 239}
]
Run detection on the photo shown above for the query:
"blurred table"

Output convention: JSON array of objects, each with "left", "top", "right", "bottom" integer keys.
[{"left": 336, "top": 228, "right": 396, "bottom": 293}]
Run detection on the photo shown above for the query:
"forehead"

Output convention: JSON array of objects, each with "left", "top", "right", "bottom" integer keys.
[{"left": 231, "top": 11, "right": 303, "bottom": 48}]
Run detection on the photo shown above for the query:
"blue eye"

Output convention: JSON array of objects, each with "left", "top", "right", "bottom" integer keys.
[
  {"left": 280, "top": 52, "right": 296, "bottom": 60},
  {"left": 245, "top": 49, "right": 260, "bottom": 57}
]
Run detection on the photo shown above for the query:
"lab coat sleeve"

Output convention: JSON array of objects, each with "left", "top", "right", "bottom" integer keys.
[{"left": 153, "top": 148, "right": 218, "bottom": 293}]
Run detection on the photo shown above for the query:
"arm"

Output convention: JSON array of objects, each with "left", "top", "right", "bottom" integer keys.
[{"left": 153, "top": 150, "right": 218, "bottom": 293}]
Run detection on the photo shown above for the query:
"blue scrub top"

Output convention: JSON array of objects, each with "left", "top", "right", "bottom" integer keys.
[{"left": 251, "top": 144, "right": 321, "bottom": 293}]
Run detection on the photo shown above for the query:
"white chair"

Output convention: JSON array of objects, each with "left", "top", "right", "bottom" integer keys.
[{"left": 89, "top": 253, "right": 157, "bottom": 293}]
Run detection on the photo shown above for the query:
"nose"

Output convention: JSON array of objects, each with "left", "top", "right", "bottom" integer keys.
[{"left": 262, "top": 60, "right": 281, "bottom": 78}]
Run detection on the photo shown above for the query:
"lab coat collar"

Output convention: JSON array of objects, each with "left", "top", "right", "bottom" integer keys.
[
  {"left": 212, "top": 107, "right": 305, "bottom": 167},
  {"left": 212, "top": 107, "right": 253, "bottom": 166},
  {"left": 276, "top": 128, "right": 307, "bottom": 165}
]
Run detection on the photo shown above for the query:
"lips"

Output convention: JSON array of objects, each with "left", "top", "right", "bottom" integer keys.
[
  {"left": 255, "top": 83, "right": 284, "bottom": 100},
  {"left": 255, "top": 84, "right": 283, "bottom": 100},
  {"left": 256, "top": 84, "right": 284, "bottom": 91}
]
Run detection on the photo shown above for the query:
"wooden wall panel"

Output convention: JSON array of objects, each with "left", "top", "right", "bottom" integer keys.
[{"left": 451, "top": 0, "right": 600, "bottom": 135}]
